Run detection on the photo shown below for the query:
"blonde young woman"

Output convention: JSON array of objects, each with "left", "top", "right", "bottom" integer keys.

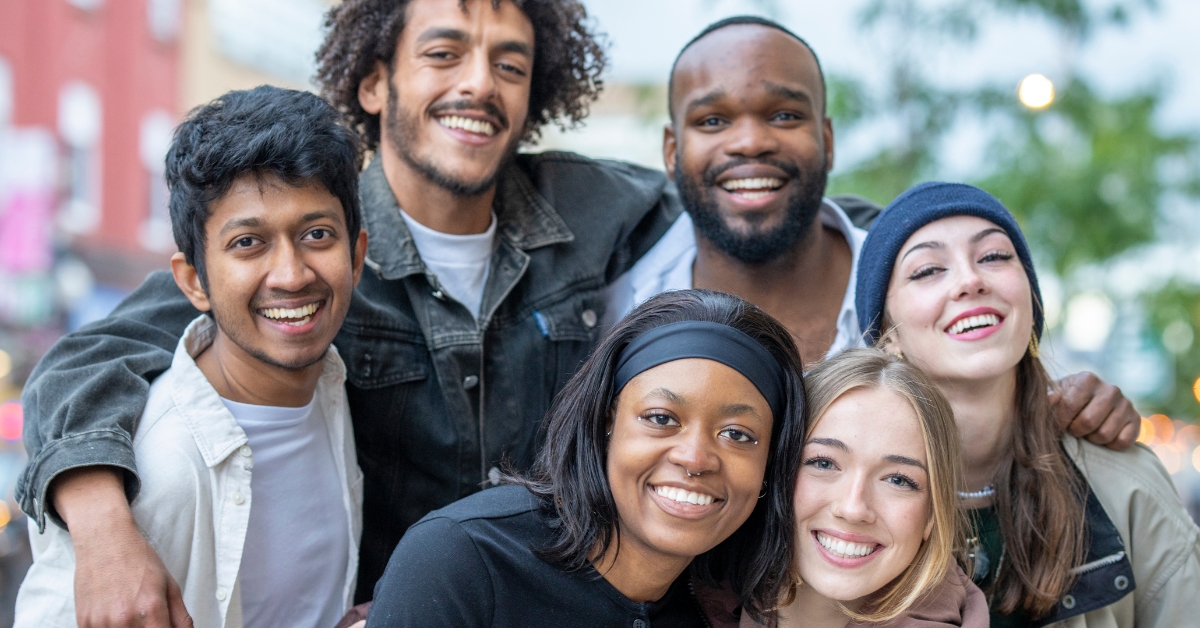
[
  {"left": 856, "top": 182, "right": 1200, "bottom": 627},
  {"left": 700, "top": 348, "right": 987, "bottom": 627}
]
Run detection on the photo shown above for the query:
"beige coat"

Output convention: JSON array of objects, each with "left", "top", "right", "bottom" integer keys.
[{"left": 1048, "top": 435, "right": 1200, "bottom": 628}]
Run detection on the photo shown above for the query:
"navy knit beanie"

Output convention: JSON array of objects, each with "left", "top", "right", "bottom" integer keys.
[{"left": 855, "top": 182, "right": 1044, "bottom": 345}]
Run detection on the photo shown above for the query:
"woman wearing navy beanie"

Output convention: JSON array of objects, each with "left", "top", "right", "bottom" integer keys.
[{"left": 854, "top": 181, "right": 1200, "bottom": 627}]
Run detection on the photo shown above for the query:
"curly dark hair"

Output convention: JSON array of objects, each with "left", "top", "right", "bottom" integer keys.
[{"left": 315, "top": 0, "right": 606, "bottom": 151}]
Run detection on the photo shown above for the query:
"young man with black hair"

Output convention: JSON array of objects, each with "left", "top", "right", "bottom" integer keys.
[
  {"left": 15, "top": 85, "right": 367, "bottom": 628},
  {"left": 18, "top": 0, "right": 676, "bottom": 625}
]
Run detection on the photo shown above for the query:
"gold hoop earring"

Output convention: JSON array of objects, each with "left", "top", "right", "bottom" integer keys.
[{"left": 1029, "top": 332, "right": 1040, "bottom": 359}]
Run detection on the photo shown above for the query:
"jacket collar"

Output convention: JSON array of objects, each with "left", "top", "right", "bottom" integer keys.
[
  {"left": 1033, "top": 457, "right": 1136, "bottom": 626},
  {"left": 359, "top": 157, "right": 574, "bottom": 281}
]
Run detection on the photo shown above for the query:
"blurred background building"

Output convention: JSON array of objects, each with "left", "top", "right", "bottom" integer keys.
[{"left": 0, "top": 0, "right": 1198, "bottom": 620}]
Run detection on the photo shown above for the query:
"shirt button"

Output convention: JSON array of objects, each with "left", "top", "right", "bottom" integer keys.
[
  {"left": 216, "top": 588, "right": 227, "bottom": 601},
  {"left": 1062, "top": 594, "right": 1076, "bottom": 609},
  {"left": 633, "top": 619, "right": 647, "bottom": 628},
  {"left": 231, "top": 491, "right": 245, "bottom": 505},
  {"left": 431, "top": 289, "right": 445, "bottom": 300},
  {"left": 488, "top": 466, "right": 502, "bottom": 486},
  {"left": 238, "top": 445, "right": 252, "bottom": 457},
  {"left": 1114, "top": 575, "right": 1129, "bottom": 590},
  {"left": 581, "top": 309, "right": 598, "bottom": 328},
  {"left": 463, "top": 375, "right": 479, "bottom": 389}
]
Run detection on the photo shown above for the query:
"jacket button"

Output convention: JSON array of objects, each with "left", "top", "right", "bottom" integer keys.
[
  {"left": 216, "top": 588, "right": 227, "bottom": 601},
  {"left": 432, "top": 289, "right": 445, "bottom": 300},
  {"left": 488, "top": 466, "right": 501, "bottom": 486},
  {"left": 633, "top": 620, "right": 646, "bottom": 628},
  {"left": 463, "top": 375, "right": 479, "bottom": 389},
  {"left": 1114, "top": 575, "right": 1129, "bottom": 590},
  {"left": 1062, "top": 594, "right": 1076, "bottom": 609},
  {"left": 238, "top": 445, "right": 252, "bottom": 458},
  {"left": 231, "top": 491, "right": 245, "bottom": 505},
  {"left": 581, "top": 309, "right": 598, "bottom": 328}
]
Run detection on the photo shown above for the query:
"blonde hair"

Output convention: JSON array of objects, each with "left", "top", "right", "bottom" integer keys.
[{"left": 798, "top": 348, "right": 966, "bottom": 624}]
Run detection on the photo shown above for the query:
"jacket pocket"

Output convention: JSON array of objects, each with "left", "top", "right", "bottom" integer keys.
[{"left": 337, "top": 332, "right": 429, "bottom": 390}]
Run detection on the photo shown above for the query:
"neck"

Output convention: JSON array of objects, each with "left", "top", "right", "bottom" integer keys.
[
  {"left": 380, "top": 141, "right": 495, "bottom": 235},
  {"left": 592, "top": 534, "right": 691, "bottom": 604},
  {"left": 936, "top": 370, "right": 1018, "bottom": 492},
  {"left": 692, "top": 211, "right": 852, "bottom": 369},
  {"left": 776, "top": 583, "right": 853, "bottom": 628},
  {"left": 195, "top": 329, "right": 323, "bottom": 408}
]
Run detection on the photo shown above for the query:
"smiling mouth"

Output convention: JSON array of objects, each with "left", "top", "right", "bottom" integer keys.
[
  {"left": 946, "top": 313, "right": 1002, "bottom": 335},
  {"left": 437, "top": 115, "right": 496, "bottom": 137},
  {"left": 653, "top": 485, "right": 716, "bottom": 506},
  {"left": 719, "top": 177, "right": 785, "bottom": 199},
  {"left": 815, "top": 532, "right": 880, "bottom": 559},
  {"left": 258, "top": 301, "right": 322, "bottom": 326}
]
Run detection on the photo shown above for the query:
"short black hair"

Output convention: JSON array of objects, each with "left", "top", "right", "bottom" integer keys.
[
  {"left": 166, "top": 85, "right": 363, "bottom": 288},
  {"left": 511, "top": 289, "right": 808, "bottom": 624},
  {"left": 315, "top": 0, "right": 606, "bottom": 151},
  {"left": 668, "top": 15, "right": 826, "bottom": 121}
]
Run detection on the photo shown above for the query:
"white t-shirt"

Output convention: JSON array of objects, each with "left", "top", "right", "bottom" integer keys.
[
  {"left": 400, "top": 209, "right": 497, "bottom": 319},
  {"left": 221, "top": 394, "right": 349, "bottom": 628}
]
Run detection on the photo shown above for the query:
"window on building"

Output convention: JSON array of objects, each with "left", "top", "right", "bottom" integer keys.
[
  {"left": 57, "top": 80, "right": 102, "bottom": 235},
  {"left": 138, "top": 109, "right": 175, "bottom": 253}
]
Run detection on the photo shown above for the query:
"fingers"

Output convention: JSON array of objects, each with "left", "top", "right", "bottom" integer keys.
[
  {"left": 350, "top": 622, "right": 367, "bottom": 628},
  {"left": 166, "top": 578, "right": 194, "bottom": 628},
  {"left": 1052, "top": 372, "right": 1096, "bottom": 431}
]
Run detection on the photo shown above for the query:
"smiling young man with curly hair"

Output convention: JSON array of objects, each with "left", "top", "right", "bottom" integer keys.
[{"left": 17, "top": 1, "right": 681, "bottom": 626}]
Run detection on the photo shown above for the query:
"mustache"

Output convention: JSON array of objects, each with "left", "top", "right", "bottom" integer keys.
[
  {"left": 428, "top": 99, "right": 509, "bottom": 131},
  {"left": 701, "top": 157, "right": 802, "bottom": 187}
]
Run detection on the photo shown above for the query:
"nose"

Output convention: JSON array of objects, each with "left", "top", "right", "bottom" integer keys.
[
  {"left": 831, "top": 473, "right": 876, "bottom": 524},
  {"left": 723, "top": 117, "right": 778, "bottom": 159},
  {"left": 265, "top": 239, "right": 316, "bottom": 293},
  {"left": 953, "top": 263, "right": 989, "bottom": 300},
  {"left": 456, "top": 49, "right": 498, "bottom": 103},
  {"left": 666, "top": 428, "right": 720, "bottom": 477}
]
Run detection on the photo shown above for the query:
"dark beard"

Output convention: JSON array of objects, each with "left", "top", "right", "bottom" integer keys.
[
  {"left": 385, "top": 78, "right": 517, "bottom": 197},
  {"left": 677, "top": 155, "right": 827, "bottom": 264}
]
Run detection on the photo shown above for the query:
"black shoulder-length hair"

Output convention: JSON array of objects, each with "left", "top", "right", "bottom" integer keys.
[{"left": 512, "top": 289, "right": 808, "bottom": 622}]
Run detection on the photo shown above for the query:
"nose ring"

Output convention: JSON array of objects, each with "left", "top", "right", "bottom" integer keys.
[{"left": 686, "top": 469, "right": 698, "bottom": 477}]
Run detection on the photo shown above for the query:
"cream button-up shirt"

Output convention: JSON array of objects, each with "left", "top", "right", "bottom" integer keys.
[
  {"left": 603, "top": 198, "right": 868, "bottom": 359},
  {"left": 15, "top": 316, "right": 363, "bottom": 628}
]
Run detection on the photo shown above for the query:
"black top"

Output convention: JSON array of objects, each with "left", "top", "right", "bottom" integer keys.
[{"left": 366, "top": 485, "right": 707, "bottom": 628}]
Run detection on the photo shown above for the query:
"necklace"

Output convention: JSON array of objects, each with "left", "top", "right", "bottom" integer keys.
[{"left": 958, "top": 485, "right": 996, "bottom": 499}]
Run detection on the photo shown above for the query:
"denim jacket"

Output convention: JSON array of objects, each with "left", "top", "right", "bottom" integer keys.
[{"left": 18, "top": 151, "right": 681, "bottom": 600}]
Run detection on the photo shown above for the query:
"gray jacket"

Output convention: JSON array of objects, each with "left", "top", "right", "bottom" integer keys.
[{"left": 18, "top": 152, "right": 681, "bottom": 600}]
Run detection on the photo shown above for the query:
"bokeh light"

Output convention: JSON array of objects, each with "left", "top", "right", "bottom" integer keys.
[
  {"left": 1153, "top": 443, "right": 1182, "bottom": 474},
  {"left": 0, "top": 349, "right": 11, "bottom": 380},
  {"left": 1150, "top": 414, "right": 1174, "bottom": 443},
  {"left": 1193, "top": 446, "right": 1200, "bottom": 474},
  {"left": 0, "top": 402, "right": 23, "bottom": 441},
  {"left": 1018, "top": 73, "right": 1055, "bottom": 109},
  {"left": 1193, "top": 376, "right": 1200, "bottom": 404},
  {"left": 1137, "top": 417, "right": 1156, "bottom": 444}
]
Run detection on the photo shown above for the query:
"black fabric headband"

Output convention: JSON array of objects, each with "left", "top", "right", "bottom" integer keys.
[{"left": 614, "top": 321, "right": 788, "bottom": 420}]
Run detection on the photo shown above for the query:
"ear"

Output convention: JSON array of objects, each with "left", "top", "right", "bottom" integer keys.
[
  {"left": 170, "top": 252, "right": 212, "bottom": 312},
  {"left": 822, "top": 116, "right": 835, "bottom": 172},
  {"left": 662, "top": 123, "right": 678, "bottom": 181},
  {"left": 351, "top": 230, "right": 368, "bottom": 287},
  {"left": 358, "top": 61, "right": 389, "bottom": 116}
]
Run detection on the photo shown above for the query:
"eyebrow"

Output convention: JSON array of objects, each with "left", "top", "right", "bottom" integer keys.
[
  {"left": 415, "top": 27, "right": 532, "bottom": 58},
  {"left": 302, "top": 210, "right": 341, "bottom": 223},
  {"left": 218, "top": 217, "right": 262, "bottom": 237},
  {"left": 806, "top": 437, "right": 848, "bottom": 452},
  {"left": 646, "top": 387, "right": 686, "bottom": 405},
  {"left": 763, "top": 81, "right": 812, "bottom": 105},
  {"left": 971, "top": 227, "right": 1007, "bottom": 244},
  {"left": 884, "top": 454, "right": 927, "bottom": 472},
  {"left": 685, "top": 88, "right": 727, "bottom": 114},
  {"left": 900, "top": 240, "right": 942, "bottom": 262},
  {"left": 720, "top": 403, "right": 763, "bottom": 420}
]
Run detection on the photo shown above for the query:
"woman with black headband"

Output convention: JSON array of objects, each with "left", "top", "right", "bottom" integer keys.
[{"left": 365, "top": 290, "right": 807, "bottom": 628}]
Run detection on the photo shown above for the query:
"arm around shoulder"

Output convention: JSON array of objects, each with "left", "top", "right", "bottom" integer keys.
[
  {"left": 18, "top": 271, "right": 199, "bottom": 529},
  {"left": 366, "top": 517, "right": 494, "bottom": 628}
]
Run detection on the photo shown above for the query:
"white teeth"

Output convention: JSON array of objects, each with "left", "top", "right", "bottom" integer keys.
[
  {"left": 948, "top": 313, "right": 1001, "bottom": 335},
  {"left": 654, "top": 485, "right": 715, "bottom": 506},
  {"left": 816, "top": 532, "right": 877, "bottom": 558},
  {"left": 260, "top": 302, "right": 319, "bottom": 322},
  {"left": 720, "top": 177, "right": 784, "bottom": 192},
  {"left": 438, "top": 115, "right": 496, "bottom": 137}
]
